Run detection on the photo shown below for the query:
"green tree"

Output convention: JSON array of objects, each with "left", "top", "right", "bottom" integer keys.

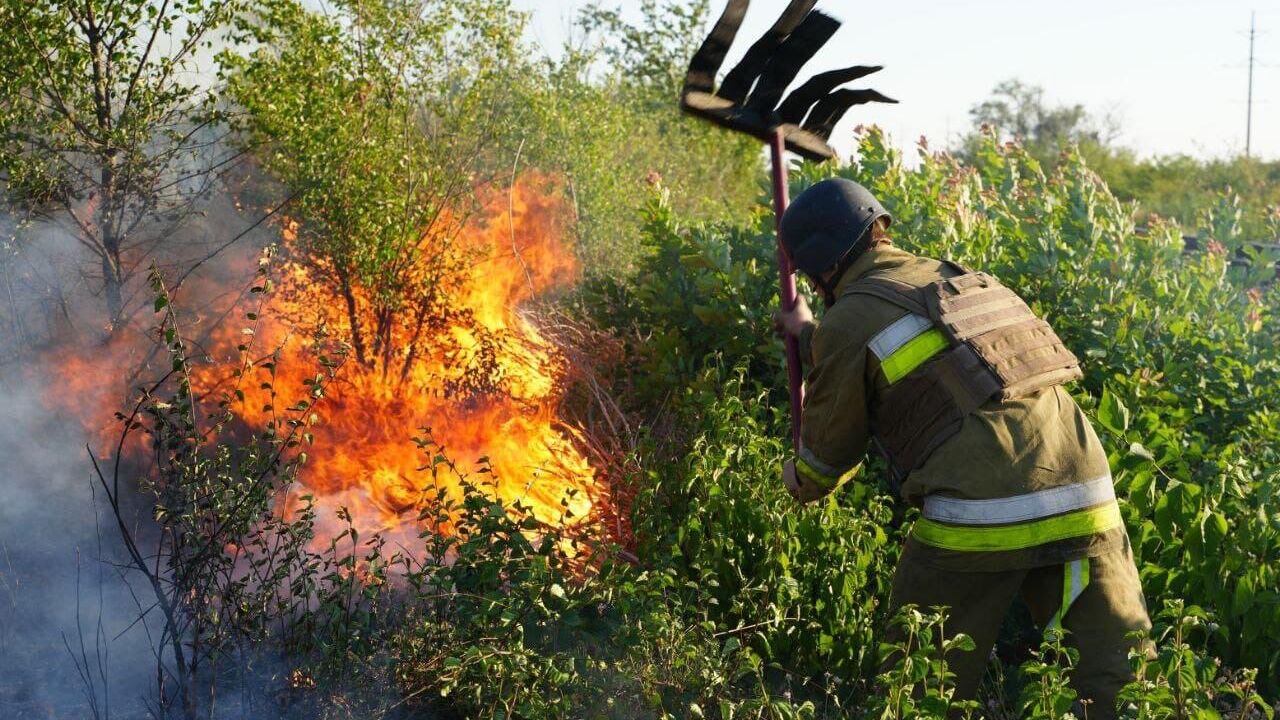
[
  {"left": 1088, "top": 150, "right": 1280, "bottom": 243},
  {"left": 222, "top": 0, "right": 523, "bottom": 373},
  {"left": 509, "top": 0, "right": 760, "bottom": 276},
  {"left": 579, "top": 0, "right": 711, "bottom": 95},
  {"left": 959, "top": 79, "right": 1116, "bottom": 168},
  {"left": 957, "top": 79, "right": 1280, "bottom": 244},
  {"left": 0, "top": 0, "right": 243, "bottom": 332}
]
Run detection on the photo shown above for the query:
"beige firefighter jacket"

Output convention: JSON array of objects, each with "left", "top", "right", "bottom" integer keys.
[{"left": 793, "top": 244, "right": 1125, "bottom": 571}]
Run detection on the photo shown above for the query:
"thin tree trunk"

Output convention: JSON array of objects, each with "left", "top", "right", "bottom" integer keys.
[
  {"left": 101, "top": 250, "right": 124, "bottom": 332},
  {"left": 338, "top": 269, "right": 367, "bottom": 366},
  {"left": 3, "top": 258, "right": 27, "bottom": 352},
  {"left": 88, "top": 18, "right": 127, "bottom": 334}
]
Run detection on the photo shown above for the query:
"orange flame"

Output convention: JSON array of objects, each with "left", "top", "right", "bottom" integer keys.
[
  {"left": 45, "top": 174, "right": 599, "bottom": 547},
  {"left": 208, "top": 174, "right": 596, "bottom": 541}
]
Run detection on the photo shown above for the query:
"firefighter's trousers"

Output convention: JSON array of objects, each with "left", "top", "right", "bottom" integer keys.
[{"left": 886, "top": 537, "right": 1152, "bottom": 719}]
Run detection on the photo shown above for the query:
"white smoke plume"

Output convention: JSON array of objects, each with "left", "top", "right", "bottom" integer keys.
[{"left": 0, "top": 174, "right": 283, "bottom": 718}]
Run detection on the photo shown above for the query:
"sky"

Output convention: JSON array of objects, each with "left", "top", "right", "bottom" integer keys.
[{"left": 512, "top": 0, "right": 1280, "bottom": 162}]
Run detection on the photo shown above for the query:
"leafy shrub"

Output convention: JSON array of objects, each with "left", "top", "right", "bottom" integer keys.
[
  {"left": 1118, "top": 600, "right": 1274, "bottom": 719},
  {"left": 1016, "top": 631, "right": 1080, "bottom": 720},
  {"left": 635, "top": 369, "right": 895, "bottom": 688},
  {"left": 870, "top": 606, "right": 980, "bottom": 719},
  {"left": 578, "top": 188, "right": 783, "bottom": 411}
]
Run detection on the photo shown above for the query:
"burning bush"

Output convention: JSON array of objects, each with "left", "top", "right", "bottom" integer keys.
[{"left": 189, "top": 174, "right": 600, "bottom": 544}]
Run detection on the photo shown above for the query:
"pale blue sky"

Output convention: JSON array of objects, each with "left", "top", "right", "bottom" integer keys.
[{"left": 513, "top": 0, "right": 1280, "bottom": 162}]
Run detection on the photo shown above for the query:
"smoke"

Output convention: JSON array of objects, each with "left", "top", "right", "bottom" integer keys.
[
  {"left": 0, "top": 370, "right": 158, "bottom": 718},
  {"left": 0, "top": 174, "right": 283, "bottom": 718}
]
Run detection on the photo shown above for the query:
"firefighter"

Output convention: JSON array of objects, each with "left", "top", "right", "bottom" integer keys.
[{"left": 772, "top": 178, "right": 1151, "bottom": 717}]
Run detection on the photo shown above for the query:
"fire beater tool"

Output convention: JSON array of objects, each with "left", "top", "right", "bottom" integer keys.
[{"left": 679, "top": 0, "right": 896, "bottom": 449}]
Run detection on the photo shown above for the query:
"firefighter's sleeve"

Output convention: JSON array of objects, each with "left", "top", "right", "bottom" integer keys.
[
  {"left": 790, "top": 321, "right": 871, "bottom": 499},
  {"left": 798, "top": 322, "right": 817, "bottom": 367}
]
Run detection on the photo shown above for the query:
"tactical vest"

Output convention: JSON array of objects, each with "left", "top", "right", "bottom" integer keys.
[{"left": 846, "top": 264, "right": 1083, "bottom": 479}]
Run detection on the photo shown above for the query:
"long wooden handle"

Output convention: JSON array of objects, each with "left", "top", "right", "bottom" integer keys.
[{"left": 769, "top": 129, "right": 804, "bottom": 451}]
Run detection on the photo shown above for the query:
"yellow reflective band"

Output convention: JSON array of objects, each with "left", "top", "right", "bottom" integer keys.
[
  {"left": 880, "top": 328, "right": 949, "bottom": 384},
  {"left": 911, "top": 502, "right": 1122, "bottom": 552},
  {"left": 1046, "top": 558, "right": 1090, "bottom": 633},
  {"left": 794, "top": 455, "right": 859, "bottom": 493}
]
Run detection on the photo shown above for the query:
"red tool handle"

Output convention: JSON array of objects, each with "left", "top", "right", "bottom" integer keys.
[{"left": 769, "top": 129, "right": 804, "bottom": 451}]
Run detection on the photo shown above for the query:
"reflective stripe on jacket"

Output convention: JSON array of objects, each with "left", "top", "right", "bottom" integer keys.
[{"left": 913, "top": 475, "right": 1121, "bottom": 552}]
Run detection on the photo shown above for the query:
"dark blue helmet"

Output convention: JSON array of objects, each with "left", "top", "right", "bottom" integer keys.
[{"left": 780, "top": 178, "right": 891, "bottom": 279}]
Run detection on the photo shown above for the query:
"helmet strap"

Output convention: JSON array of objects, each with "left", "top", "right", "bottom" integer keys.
[
  {"left": 815, "top": 274, "right": 838, "bottom": 309},
  {"left": 813, "top": 231, "right": 871, "bottom": 308}
]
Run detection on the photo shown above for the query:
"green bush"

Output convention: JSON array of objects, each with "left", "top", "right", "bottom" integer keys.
[
  {"left": 1119, "top": 600, "right": 1274, "bottom": 720},
  {"left": 578, "top": 189, "right": 782, "bottom": 411},
  {"left": 870, "top": 606, "right": 980, "bottom": 719},
  {"left": 636, "top": 370, "right": 895, "bottom": 686}
]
